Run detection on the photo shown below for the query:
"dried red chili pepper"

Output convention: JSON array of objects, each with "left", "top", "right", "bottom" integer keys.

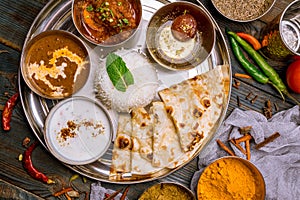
[
  {"left": 23, "top": 141, "right": 54, "bottom": 184},
  {"left": 2, "top": 93, "right": 19, "bottom": 131}
]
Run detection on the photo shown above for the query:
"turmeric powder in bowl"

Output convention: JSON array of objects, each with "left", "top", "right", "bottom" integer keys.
[{"left": 197, "top": 157, "right": 265, "bottom": 200}]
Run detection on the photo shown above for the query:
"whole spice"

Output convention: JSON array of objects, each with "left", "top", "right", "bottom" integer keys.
[
  {"left": 235, "top": 134, "right": 252, "bottom": 143},
  {"left": 245, "top": 139, "right": 251, "bottom": 160},
  {"left": 23, "top": 141, "right": 54, "bottom": 184},
  {"left": 236, "top": 95, "right": 241, "bottom": 107},
  {"left": 197, "top": 157, "right": 264, "bottom": 199},
  {"left": 229, "top": 139, "right": 247, "bottom": 155},
  {"left": 263, "top": 99, "right": 273, "bottom": 119},
  {"left": 255, "top": 132, "right": 281, "bottom": 149},
  {"left": 250, "top": 95, "right": 258, "bottom": 104},
  {"left": 246, "top": 91, "right": 253, "bottom": 100},
  {"left": 53, "top": 187, "right": 73, "bottom": 197},
  {"left": 2, "top": 93, "right": 19, "bottom": 131},
  {"left": 216, "top": 139, "right": 235, "bottom": 156}
]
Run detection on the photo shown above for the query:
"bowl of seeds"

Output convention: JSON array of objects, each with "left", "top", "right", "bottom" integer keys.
[{"left": 211, "top": 0, "right": 276, "bottom": 22}]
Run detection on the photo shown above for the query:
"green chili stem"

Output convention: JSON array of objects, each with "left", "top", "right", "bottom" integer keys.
[{"left": 283, "top": 91, "right": 300, "bottom": 106}]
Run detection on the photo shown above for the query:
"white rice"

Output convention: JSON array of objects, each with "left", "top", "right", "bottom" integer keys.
[{"left": 94, "top": 49, "right": 159, "bottom": 112}]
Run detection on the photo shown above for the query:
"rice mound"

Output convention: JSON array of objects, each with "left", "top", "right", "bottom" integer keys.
[{"left": 94, "top": 49, "right": 159, "bottom": 112}]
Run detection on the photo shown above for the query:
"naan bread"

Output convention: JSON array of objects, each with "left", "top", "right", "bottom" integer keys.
[
  {"left": 150, "top": 101, "right": 184, "bottom": 168},
  {"left": 110, "top": 113, "right": 132, "bottom": 177},
  {"left": 131, "top": 107, "right": 161, "bottom": 175},
  {"left": 158, "top": 65, "right": 228, "bottom": 152}
]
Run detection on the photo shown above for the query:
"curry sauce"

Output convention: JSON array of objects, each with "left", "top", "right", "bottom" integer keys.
[
  {"left": 73, "top": 0, "right": 142, "bottom": 45},
  {"left": 24, "top": 31, "right": 89, "bottom": 98}
]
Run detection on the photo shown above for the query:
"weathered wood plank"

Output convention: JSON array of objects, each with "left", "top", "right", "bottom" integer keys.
[
  {"left": 0, "top": 0, "right": 49, "bottom": 50},
  {"left": 0, "top": 179, "right": 43, "bottom": 200}
]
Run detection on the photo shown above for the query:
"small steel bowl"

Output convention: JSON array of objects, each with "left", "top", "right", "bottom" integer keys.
[
  {"left": 139, "top": 182, "right": 196, "bottom": 200},
  {"left": 44, "top": 96, "right": 113, "bottom": 165},
  {"left": 72, "top": 0, "right": 142, "bottom": 47},
  {"left": 146, "top": 1, "right": 216, "bottom": 71},
  {"left": 211, "top": 0, "right": 276, "bottom": 22},
  {"left": 20, "top": 30, "right": 90, "bottom": 99},
  {"left": 197, "top": 156, "right": 266, "bottom": 200}
]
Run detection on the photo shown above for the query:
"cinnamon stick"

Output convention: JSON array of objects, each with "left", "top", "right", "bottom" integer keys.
[
  {"left": 255, "top": 132, "right": 281, "bottom": 150},
  {"left": 229, "top": 139, "right": 247, "bottom": 155},
  {"left": 235, "top": 134, "right": 253, "bottom": 143},
  {"left": 53, "top": 187, "right": 73, "bottom": 197},
  {"left": 245, "top": 140, "right": 251, "bottom": 160},
  {"left": 216, "top": 139, "right": 235, "bottom": 156}
]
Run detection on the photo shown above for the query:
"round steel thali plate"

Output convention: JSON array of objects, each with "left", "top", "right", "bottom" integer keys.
[{"left": 18, "top": 0, "right": 231, "bottom": 184}]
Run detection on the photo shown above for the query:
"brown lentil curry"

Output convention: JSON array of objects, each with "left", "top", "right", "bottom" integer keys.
[{"left": 25, "top": 32, "right": 89, "bottom": 98}]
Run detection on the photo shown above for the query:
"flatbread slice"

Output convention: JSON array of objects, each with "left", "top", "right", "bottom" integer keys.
[
  {"left": 131, "top": 107, "right": 161, "bottom": 175},
  {"left": 150, "top": 101, "right": 184, "bottom": 168},
  {"left": 110, "top": 113, "right": 132, "bottom": 177},
  {"left": 158, "top": 65, "right": 228, "bottom": 152}
]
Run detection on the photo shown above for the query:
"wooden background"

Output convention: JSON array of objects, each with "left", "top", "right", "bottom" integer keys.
[{"left": 0, "top": 0, "right": 297, "bottom": 199}]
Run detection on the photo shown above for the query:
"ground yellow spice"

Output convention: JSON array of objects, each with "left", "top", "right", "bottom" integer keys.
[{"left": 197, "top": 157, "right": 264, "bottom": 200}]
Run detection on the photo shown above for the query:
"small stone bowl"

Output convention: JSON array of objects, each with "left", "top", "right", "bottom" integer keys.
[{"left": 146, "top": 1, "right": 216, "bottom": 71}]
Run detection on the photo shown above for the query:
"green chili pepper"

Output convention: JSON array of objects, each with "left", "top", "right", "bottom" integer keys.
[
  {"left": 227, "top": 29, "right": 300, "bottom": 105},
  {"left": 228, "top": 36, "right": 269, "bottom": 84},
  {"left": 227, "top": 30, "right": 286, "bottom": 91}
]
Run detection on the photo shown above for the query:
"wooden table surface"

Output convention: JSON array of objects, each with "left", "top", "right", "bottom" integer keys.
[{"left": 0, "top": 0, "right": 298, "bottom": 199}]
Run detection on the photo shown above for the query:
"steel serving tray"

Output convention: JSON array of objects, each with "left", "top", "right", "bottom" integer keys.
[{"left": 18, "top": 0, "right": 231, "bottom": 183}]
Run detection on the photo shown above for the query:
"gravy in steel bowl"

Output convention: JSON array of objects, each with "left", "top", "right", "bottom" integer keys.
[
  {"left": 21, "top": 30, "right": 90, "bottom": 99},
  {"left": 72, "top": 0, "right": 142, "bottom": 46}
]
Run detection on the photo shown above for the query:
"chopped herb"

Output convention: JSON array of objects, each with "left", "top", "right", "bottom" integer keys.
[
  {"left": 86, "top": 5, "right": 94, "bottom": 12},
  {"left": 110, "top": 10, "right": 114, "bottom": 18},
  {"left": 106, "top": 53, "right": 134, "bottom": 92},
  {"left": 118, "top": 2, "right": 122, "bottom": 6},
  {"left": 122, "top": 18, "right": 129, "bottom": 24}
]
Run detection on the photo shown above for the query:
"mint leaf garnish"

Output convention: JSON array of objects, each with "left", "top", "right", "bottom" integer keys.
[{"left": 106, "top": 53, "right": 134, "bottom": 92}]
